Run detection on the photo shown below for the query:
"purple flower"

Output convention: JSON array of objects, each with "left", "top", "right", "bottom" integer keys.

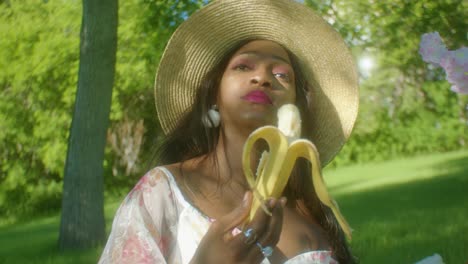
[
  {"left": 419, "top": 32, "right": 468, "bottom": 95},
  {"left": 440, "top": 47, "right": 468, "bottom": 94},
  {"left": 419, "top": 32, "right": 448, "bottom": 66}
]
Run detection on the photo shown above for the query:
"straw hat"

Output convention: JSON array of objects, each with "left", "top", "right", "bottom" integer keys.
[{"left": 154, "top": 0, "right": 359, "bottom": 166}]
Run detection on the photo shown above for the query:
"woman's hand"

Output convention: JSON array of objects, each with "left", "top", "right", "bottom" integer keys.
[{"left": 190, "top": 192, "right": 286, "bottom": 264}]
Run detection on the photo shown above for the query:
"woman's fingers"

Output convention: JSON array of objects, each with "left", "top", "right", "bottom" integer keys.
[
  {"left": 192, "top": 192, "right": 254, "bottom": 263},
  {"left": 260, "top": 197, "right": 286, "bottom": 246},
  {"left": 248, "top": 197, "right": 286, "bottom": 242},
  {"left": 252, "top": 198, "right": 284, "bottom": 261},
  {"left": 229, "top": 197, "right": 286, "bottom": 262},
  {"left": 209, "top": 191, "right": 253, "bottom": 239},
  {"left": 230, "top": 198, "right": 274, "bottom": 246},
  {"left": 195, "top": 194, "right": 286, "bottom": 263}
]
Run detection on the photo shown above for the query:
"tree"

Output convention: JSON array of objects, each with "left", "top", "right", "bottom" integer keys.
[
  {"left": 58, "top": 0, "right": 118, "bottom": 249},
  {"left": 304, "top": 0, "right": 468, "bottom": 166},
  {"left": 0, "top": 0, "right": 207, "bottom": 220}
]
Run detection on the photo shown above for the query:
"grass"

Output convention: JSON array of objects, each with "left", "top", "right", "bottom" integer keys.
[
  {"left": 325, "top": 149, "right": 468, "bottom": 263},
  {"left": 0, "top": 149, "right": 467, "bottom": 263},
  {"left": 0, "top": 200, "right": 122, "bottom": 264}
]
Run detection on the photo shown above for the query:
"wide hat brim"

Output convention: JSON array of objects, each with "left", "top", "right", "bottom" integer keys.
[{"left": 155, "top": 0, "right": 359, "bottom": 166}]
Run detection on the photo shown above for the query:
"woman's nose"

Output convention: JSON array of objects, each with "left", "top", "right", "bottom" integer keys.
[{"left": 250, "top": 68, "right": 272, "bottom": 88}]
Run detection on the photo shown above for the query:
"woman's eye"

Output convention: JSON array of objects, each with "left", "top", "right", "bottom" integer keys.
[
  {"left": 234, "top": 64, "right": 250, "bottom": 71},
  {"left": 274, "top": 72, "right": 290, "bottom": 81}
]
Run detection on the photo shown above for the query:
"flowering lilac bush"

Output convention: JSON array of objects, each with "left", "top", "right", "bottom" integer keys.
[{"left": 419, "top": 32, "right": 467, "bottom": 94}]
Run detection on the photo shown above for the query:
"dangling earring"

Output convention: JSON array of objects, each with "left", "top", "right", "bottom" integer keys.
[{"left": 202, "top": 105, "right": 220, "bottom": 128}]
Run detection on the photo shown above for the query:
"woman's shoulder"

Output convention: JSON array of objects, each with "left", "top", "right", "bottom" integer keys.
[
  {"left": 122, "top": 165, "right": 185, "bottom": 209},
  {"left": 129, "top": 162, "right": 205, "bottom": 204},
  {"left": 115, "top": 166, "right": 187, "bottom": 222},
  {"left": 129, "top": 166, "right": 173, "bottom": 195}
]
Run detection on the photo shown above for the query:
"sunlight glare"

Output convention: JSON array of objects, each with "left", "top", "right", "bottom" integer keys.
[{"left": 359, "top": 56, "right": 374, "bottom": 77}]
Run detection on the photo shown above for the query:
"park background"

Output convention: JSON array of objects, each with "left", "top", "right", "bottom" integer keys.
[{"left": 0, "top": 0, "right": 467, "bottom": 263}]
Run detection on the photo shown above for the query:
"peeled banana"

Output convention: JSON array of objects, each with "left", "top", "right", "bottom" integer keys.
[{"left": 242, "top": 104, "right": 352, "bottom": 240}]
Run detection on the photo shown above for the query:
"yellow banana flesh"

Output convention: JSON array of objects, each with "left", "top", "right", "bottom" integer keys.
[{"left": 242, "top": 104, "right": 352, "bottom": 240}]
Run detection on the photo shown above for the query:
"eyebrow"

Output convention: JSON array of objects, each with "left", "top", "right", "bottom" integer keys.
[{"left": 239, "top": 51, "right": 291, "bottom": 65}]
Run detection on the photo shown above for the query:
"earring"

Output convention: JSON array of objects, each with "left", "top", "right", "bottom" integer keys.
[{"left": 202, "top": 105, "right": 220, "bottom": 128}]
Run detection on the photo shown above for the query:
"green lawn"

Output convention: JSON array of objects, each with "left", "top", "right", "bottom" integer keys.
[
  {"left": 0, "top": 150, "right": 467, "bottom": 263},
  {"left": 325, "top": 149, "right": 468, "bottom": 263}
]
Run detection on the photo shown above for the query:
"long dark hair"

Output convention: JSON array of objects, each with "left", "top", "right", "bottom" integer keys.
[{"left": 154, "top": 40, "right": 356, "bottom": 263}]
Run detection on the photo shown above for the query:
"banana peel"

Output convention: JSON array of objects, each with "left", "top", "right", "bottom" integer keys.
[{"left": 242, "top": 104, "right": 352, "bottom": 240}]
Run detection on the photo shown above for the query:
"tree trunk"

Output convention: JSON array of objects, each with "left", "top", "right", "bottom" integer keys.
[{"left": 58, "top": 0, "right": 118, "bottom": 250}]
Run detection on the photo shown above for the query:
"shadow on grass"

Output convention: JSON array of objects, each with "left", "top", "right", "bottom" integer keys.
[
  {"left": 433, "top": 153, "right": 468, "bottom": 176},
  {"left": 336, "top": 155, "right": 468, "bottom": 263}
]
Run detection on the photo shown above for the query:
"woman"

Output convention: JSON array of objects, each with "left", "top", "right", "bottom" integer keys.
[{"left": 99, "top": 0, "right": 359, "bottom": 263}]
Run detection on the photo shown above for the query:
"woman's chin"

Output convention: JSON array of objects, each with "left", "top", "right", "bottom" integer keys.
[{"left": 244, "top": 114, "right": 276, "bottom": 130}]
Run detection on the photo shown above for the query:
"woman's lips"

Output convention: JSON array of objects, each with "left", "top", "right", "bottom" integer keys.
[{"left": 242, "top": 90, "right": 272, "bottom": 104}]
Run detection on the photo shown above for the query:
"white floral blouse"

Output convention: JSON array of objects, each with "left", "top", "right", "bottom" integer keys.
[{"left": 98, "top": 167, "right": 338, "bottom": 264}]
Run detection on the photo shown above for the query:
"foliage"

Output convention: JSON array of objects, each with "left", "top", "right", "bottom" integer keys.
[
  {"left": 0, "top": 0, "right": 80, "bottom": 217},
  {"left": 108, "top": 0, "right": 207, "bottom": 179},
  {"left": 304, "top": 0, "right": 468, "bottom": 167},
  {"left": 0, "top": 0, "right": 206, "bottom": 218}
]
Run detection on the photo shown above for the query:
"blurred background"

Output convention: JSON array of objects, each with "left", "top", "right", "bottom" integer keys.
[{"left": 0, "top": 0, "right": 466, "bottom": 263}]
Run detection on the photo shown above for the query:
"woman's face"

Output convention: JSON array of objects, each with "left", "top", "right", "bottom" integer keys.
[{"left": 217, "top": 40, "right": 296, "bottom": 132}]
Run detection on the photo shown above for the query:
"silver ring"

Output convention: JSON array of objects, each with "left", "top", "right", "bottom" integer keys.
[
  {"left": 256, "top": 242, "right": 273, "bottom": 257},
  {"left": 243, "top": 228, "right": 257, "bottom": 245}
]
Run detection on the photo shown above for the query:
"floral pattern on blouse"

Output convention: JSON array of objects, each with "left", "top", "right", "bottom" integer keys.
[{"left": 98, "top": 167, "right": 338, "bottom": 264}]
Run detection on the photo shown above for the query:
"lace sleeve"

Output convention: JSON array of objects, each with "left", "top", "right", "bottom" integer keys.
[{"left": 98, "top": 168, "right": 177, "bottom": 264}]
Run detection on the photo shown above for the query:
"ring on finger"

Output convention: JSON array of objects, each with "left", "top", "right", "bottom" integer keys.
[
  {"left": 256, "top": 241, "right": 274, "bottom": 258},
  {"left": 243, "top": 228, "right": 258, "bottom": 245}
]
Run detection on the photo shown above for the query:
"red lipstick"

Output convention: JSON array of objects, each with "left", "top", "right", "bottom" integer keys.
[{"left": 242, "top": 90, "right": 272, "bottom": 104}]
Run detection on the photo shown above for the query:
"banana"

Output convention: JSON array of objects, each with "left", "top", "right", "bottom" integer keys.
[{"left": 242, "top": 104, "right": 352, "bottom": 240}]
